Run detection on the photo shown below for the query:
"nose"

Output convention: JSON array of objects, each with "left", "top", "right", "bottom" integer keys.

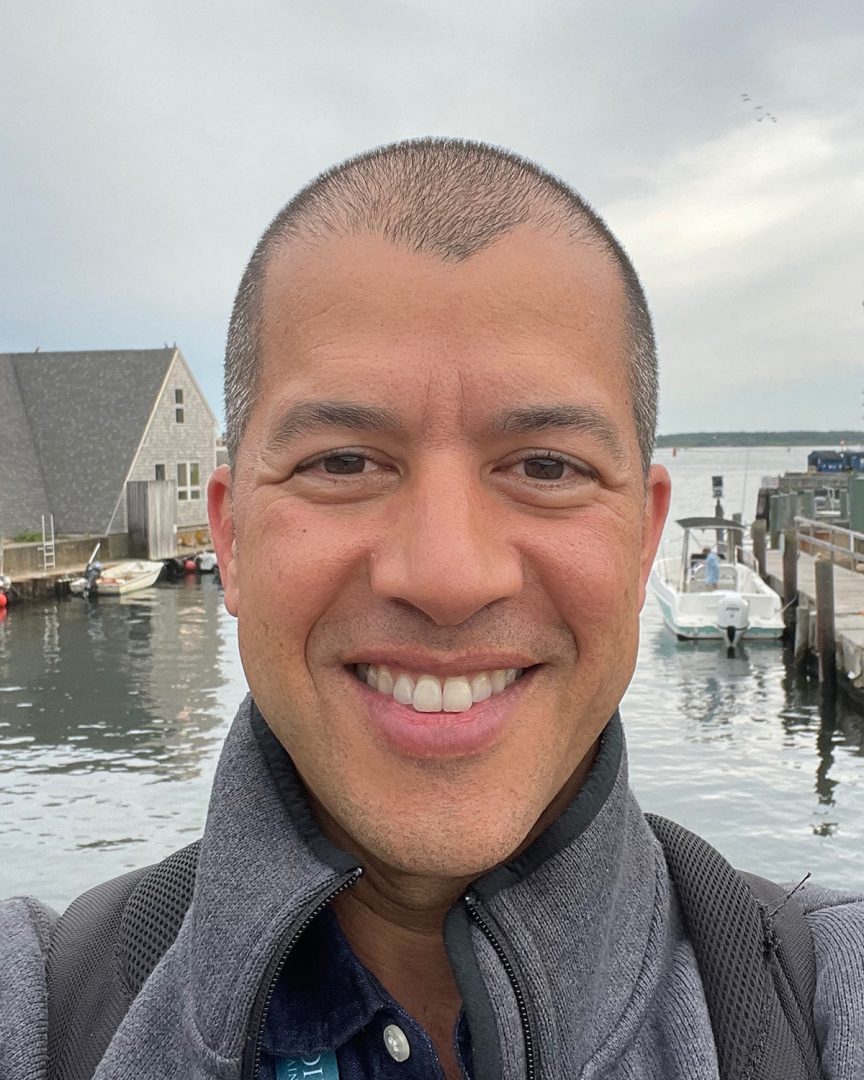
[{"left": 369, "top": 464, "right": 524, "bottom": 626}]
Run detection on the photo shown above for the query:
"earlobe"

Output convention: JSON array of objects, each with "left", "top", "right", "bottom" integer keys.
[{"left": 207, "top": 465, "right": 240, "bottom": 616}]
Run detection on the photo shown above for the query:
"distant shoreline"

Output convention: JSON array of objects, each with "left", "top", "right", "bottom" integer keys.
[{"left": 656, "top": 431, "right": 864, "bottom": 449}]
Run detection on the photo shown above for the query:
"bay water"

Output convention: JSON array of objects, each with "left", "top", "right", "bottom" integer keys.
[{"left": 2, "top": 446, "right": 862, "bottom": 910}]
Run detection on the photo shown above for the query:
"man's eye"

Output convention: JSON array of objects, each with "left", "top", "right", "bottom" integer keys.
[
  {"left": 321, "top": 454, "right": 367, "bottom": 475},
  {"left": 293, "top": 452, "right": 377, "bottom": 478},
  {"left": 522, "top": 458, "right": 566, "bottom": 481}
]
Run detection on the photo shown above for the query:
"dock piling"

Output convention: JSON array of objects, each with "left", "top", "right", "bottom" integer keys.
[
  {"left": 751, "top": 519, "right": 767, "bottom": 578},
  {"left": 794, "top": 607, "right": 810, "bottom": 665},
  {"left": 782, "top": 527, "right": 799, "bottom": 632},
  {"left": 815, "top": 556, "right": 836, "bottom": 690}
]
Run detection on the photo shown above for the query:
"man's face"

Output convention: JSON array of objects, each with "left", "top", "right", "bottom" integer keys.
[{"left": 209, "top": 227, "right": 670, "bottom": 878}]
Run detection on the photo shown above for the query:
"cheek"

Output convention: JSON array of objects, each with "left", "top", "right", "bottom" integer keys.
[
  {"left": 236, "top": 499, "right": 368, "bottom": 642},
  {"left": 530, "top": 514, "right": 644, "bottom": 640}
]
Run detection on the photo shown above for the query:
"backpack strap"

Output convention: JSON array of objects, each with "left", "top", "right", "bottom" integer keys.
[
  {"left": 46, "top": 842, "right": 199, "bottom": 1080},
  {"left": 646, "top": 813, "right": 824, "bottom": 1080},
  {"left": 740, "top": 872, "right": 821, "bottom": 1070}
]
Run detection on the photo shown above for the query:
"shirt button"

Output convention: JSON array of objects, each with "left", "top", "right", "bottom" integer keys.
[{"left": 383, "top": 1023, "right": 411, "bottom": 1062}]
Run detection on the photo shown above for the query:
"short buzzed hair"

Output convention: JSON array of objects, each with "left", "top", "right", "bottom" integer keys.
[{"left": 225, "top": 137, "right": 658, "bottom": 473}]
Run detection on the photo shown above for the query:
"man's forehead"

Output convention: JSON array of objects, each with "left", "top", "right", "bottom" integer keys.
[
  {"left": 260, "top": 226, "right": 627, "bottom": 342},
  {"left": 242, "top": 229, "right": 639, "bottom": 470}
]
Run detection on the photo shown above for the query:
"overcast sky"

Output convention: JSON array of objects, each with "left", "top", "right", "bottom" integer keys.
[{"left": 2, "top": 1, "right": 862, "bottom": 435}]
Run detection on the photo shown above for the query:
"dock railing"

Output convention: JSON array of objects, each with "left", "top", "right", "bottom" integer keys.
[{"left": 794, "top": 516, "right": 864, "bottom": 572}]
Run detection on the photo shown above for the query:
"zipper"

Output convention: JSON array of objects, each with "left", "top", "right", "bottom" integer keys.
[
  {"left": 464, "top": 892, "right": 537, "bottom": 1080},
  {"left": 241, "top": 867, "right": 363, "bottom": 1080}
]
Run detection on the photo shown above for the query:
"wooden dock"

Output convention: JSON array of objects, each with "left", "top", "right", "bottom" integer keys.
[
  {"left": 7, "top": 568, "right": 82, "bottom": 600},
  {"left": 765, "top": 548, "right": 864, "bottom": 693}
]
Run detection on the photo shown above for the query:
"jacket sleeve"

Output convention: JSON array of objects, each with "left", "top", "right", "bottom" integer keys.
[
  {"left": 804, "top": 890, "right": 864, "bottom": 1080},
  {"left": 0, "top": 896, "right": 58, "bottom": 1080}
]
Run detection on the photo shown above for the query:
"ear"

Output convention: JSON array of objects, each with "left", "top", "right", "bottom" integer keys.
[
  {"left": 638, "top": 464, "right": 671, "bottom": 606},
  {"left": 207, "top": 465, "right": 240, "bottom": 616}
]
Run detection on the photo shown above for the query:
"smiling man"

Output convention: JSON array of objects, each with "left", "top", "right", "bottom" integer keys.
[{"left": 4, "top": 139, "right": 864, "bottom": 1080}]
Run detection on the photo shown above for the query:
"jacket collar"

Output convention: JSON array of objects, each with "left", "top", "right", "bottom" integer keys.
[
  {"left": 184, "top": 696, "right": 657, "bottom": 1075},
  {"left": 453, "top": 719, "right": 667, "bottom": 1079},
  {"left": 185, "top": 697, "right": 356, "bottom": 1060}
]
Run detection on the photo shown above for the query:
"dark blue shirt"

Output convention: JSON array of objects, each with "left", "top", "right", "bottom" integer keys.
[{"left": 257, "top": 908, "right": 474, "bottom": 1080}]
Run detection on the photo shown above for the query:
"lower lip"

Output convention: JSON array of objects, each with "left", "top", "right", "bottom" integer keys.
[{"left": 351, "top": 669, "right": 535, "bottom": 759}]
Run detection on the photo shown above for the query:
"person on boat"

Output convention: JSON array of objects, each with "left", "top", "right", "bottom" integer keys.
[
  {"left": 704, "top": 546, "right": 721, "bottom": 590},
  {"left": 3, "top": 139, "right": 863, "bottom": 1080}
]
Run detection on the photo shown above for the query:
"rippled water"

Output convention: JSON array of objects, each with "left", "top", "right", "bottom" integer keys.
[
  {"left": 0, "top": 576, "right": 245, "bottom": 908},
  {"left": 2, "top": 446, "right": 863, "bottom": 910}
]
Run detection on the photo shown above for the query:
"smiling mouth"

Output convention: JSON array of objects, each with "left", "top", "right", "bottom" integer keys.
[{"left": 352, "top": 663, "right": 531, "bottom": 714}]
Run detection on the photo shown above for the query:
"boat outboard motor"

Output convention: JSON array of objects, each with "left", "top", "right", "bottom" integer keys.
[
  {"left": 716, "top": 594, "right": 749, "bottom": 645},
  {"left": 82, "top": 559, "right": 103, "bottom": 599}
]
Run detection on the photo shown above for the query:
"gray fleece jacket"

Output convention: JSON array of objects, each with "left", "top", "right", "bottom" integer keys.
[{"left": 2, "top": 697, "right": 864, "bottom": 1080}]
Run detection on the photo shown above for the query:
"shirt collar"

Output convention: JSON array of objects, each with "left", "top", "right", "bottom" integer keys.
[{"left": 261, "top": 907, "right": 389, "bottom": 1059}]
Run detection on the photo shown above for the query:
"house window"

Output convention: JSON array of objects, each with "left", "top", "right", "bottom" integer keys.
[
  {"left": 175, "top": 406, "right": 185, "bottom": 423},
  {"left": 175, "top": 388, "right": 184, "bottom": 404},
  {"left": 154, "top": 463, "right": 166, "bottom": 481},
  {"left": 177, "top": 461, "right": 201, "bottom": 501}
]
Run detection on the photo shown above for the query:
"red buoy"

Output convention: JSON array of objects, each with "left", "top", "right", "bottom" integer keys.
[
  {"left": 0, "top": 592, "right": 8, "bottom": 609},
  {"left": 184, "top": 559, "right": 196, "bottom": 572}
]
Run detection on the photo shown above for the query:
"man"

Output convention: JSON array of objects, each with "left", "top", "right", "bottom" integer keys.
[
  {"left": 703, "top": 546, "right": 721, "bottom": 590},
  {"left": 3, "top": 139, "right": 863, "bottom": 1080}
]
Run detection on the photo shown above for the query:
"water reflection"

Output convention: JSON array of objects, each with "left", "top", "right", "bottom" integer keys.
[
  {"left": 0, "top": 580, "right": 230, "bottom": 777},
  {"left": 627, "top": 603, "right": 864, "bottom": 889},
  {"left": 648, "top": 631, "right": 777, "bottom": 737},
  {"left": 0, "top": 578, "right": 245, "bottom": 908}
]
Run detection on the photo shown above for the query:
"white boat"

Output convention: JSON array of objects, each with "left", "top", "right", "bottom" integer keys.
[
  {"left": 195, "top": 551, "right": 218, "bottom": 573},
  {"left": 70, "top": 560, "right": 164, "bottom": 597},
  {"left": 649, "top": 517, "right": 784, "bottom": 643}
]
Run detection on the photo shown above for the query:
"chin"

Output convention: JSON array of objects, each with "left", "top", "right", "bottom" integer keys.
[{"left": 365, "top": 812, "right": 533, "bottom": 880}]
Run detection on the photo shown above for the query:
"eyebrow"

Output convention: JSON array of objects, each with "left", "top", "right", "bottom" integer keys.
[
  {"left": 263, "top": 398, "right": 627, "bottom": 463},
  {"left": 264, "top": 400, "right": 404, "bottom": 451},
  {"left": 489, "top": 404, "right": 627, "bottom": 462}
]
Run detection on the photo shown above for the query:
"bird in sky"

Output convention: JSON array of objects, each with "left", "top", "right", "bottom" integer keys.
[{"left": 740, "top": 93, "right": 778, "bottom": 123}]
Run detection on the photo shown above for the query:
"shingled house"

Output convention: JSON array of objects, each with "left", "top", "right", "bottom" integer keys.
[{"left": 0, "top": 347, "right": 218, "bottom": 541}]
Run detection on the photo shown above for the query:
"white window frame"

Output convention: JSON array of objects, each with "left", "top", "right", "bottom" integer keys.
[{"left": 177, "top": 461, "right": 201, "bottom": 501}]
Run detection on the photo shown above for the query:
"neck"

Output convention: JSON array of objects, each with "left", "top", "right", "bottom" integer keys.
[
  {"left": 316, "top": 802, "right": 470, "bottom": 1010},
  {"left": 322, "top": 825, "right": 468, "bottom": 1075},
  {"left": 309, "top": 738, "right": 599, "bottom": 1027},
  {"left": 333, "top": 863, "right": 466, "bottom": 1028}
]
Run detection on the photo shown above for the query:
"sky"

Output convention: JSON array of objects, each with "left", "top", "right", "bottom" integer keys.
[{"left": 1, "top": 0, "right": 862, "bottom": 435}]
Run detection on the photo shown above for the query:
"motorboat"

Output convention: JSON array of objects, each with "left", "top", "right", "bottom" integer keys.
[
  {"left": 70, "top": 559, "right": 164, "bottom": 597},
  {"left": 649, "top": 517, "right": 784, "bottom": 643}
]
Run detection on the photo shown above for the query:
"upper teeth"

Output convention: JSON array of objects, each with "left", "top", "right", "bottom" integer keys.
[{"left": 356, "top": 664, "right": 522, "bottom": 713}]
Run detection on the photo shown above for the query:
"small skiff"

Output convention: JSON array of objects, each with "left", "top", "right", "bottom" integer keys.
[{"left": 70, "top": 560, "right": 164, "bottom": 597}]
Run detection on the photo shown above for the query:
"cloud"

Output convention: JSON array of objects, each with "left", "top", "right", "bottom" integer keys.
[
  {"left": 1, "top": 1, "right": 861, "bottom": 432},
  {"left": 607, "top": 110, "right": 864, "bottom": 428}
]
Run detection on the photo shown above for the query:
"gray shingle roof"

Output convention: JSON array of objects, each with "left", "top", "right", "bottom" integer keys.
[
  {"left": 1, "top": 348, "right": 175, "bottom": 536},
  {"left": 0, "top": 355, "right": 51, "bottom": 538}
]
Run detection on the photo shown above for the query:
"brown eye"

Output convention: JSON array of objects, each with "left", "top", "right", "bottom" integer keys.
[
  {"left": 523, "top": 458, "right": 565, "bottom": 480},
  {"left": 323, "top": 454, "right": 367, "bottom": 474}
]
